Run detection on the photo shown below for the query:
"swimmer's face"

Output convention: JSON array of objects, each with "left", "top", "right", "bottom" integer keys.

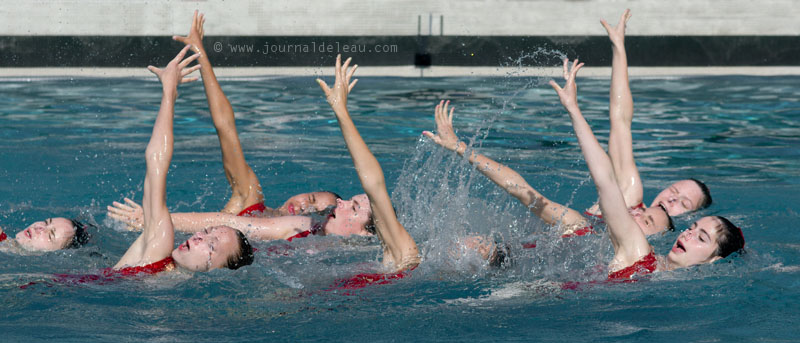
[
  {"left": 630, "top": 205, "right": 671, "bottom": 236},
  {"left": 15, "top": 217, "right": 76, "bottom": 251},
  {"left": 667, "top": 216, "right": 722, "bottom": 268},
  {"left": 651, "top": 180, "right": 705, "bottom": 216},
  {"left": 172, "top": 226, "right": 240, "bottom": 272},
  {"left": 461, "top": 235, "right": 496, "bottom": 260},
  {"left": 323, "top": 194, "right": 373, "bottom": 237},
  {"left": 278, "top": 191, "right": 340, "bottom": 215}
]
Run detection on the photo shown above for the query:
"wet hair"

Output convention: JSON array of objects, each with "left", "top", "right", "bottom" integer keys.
[
  {"left": 322, "top": 191, "right": 343, "bottom": 200},
  {"left": 665, "top": 213, "right": 675, "bottom": 232},
  {"left": 362, "top": 205, "right": 398, "bottom": 236},
  {"left": 67, "top": 219, "right": 92, "bottom": 249},
  {"left": 364, "top": 213, "right": 377, "bottom": 235},
  {"left": 489, "top": 243, "right": 513, "bottom": 269},
  {"left": 657, "top": 203, "right": 676, "bottom": 232},
  {"left": 690, "top": 178, "right": 712, "bottom": 209},
  {"left": 713, "top": 216, "right": 745, "bottom": 258},
  {"left": 225, "top": 229, "right": 255, "bottom": 270}
]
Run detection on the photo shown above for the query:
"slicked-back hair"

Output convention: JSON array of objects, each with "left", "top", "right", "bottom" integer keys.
[
  {"left": 690, "top": 178, "right": 712, "bottom": 209},
  {"left": 226, "top": 229, "right": 255, "bottom": 270},
  {"left": 68, "top": 219, "right": 92, "bottom": 249},
  {"left": 713, "top": 216, "right": 745, "bottom": 258}
]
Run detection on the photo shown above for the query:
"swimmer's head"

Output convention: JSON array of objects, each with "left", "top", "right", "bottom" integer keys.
[
  {"left": 171, "top": 226, "right": 254, "bottom": 272},
  {"left": 651, "top": 179, "right": 712, "bottom": 216},
  {"left": 630, "top": 204, "right": 674, "bottom": 236},
  {"left": 489, "top": 243, "right": 513, "bottom": 269},
  {"left": 278, "top": 191, "right": 342, "bottom": 216},
  {"left": 323, "top": 194, "right": 375, "bottom": 237},
  {"left": 666, "top": 216, "right": 745, "bottom": 268},
  {"left": 15, "top": 217, "right": 86, "bottom": 251}
]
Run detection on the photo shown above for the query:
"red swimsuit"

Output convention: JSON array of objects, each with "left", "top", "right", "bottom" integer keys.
[
  {"left": 607, "top": 251, "right": 658, "bottom": 281},
  {"left": 327, "top": 265, "right": 417, "bottom": 291},
  {"left": 237, "top": 203, "right": 267, "bottom": 217},
  {"left": 28, "top": 256, "right": 177, "bottom": 288},
  {"left": 103, "top": 257, "right": 175, "bottom": 278},
  {"left": 0, "top": 232, "right": 7, "bottom": 242}
]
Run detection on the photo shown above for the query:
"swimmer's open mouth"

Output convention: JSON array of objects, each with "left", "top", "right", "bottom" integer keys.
[
  {"left": 675, "top": 240, "right": 686, "bottom": 253},
  {"left": 182, "top": 240, "right": 190, "bottom": 251},
  {"left": 25, "top": 229, "right": 32, "bottom": 239},
  {"left": 329, "top": 208, "right": 336, "bottom": 219}
]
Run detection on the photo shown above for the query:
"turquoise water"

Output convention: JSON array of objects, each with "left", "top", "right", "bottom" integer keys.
[{"left": 1, "top": 75, "right": 799, "bottom": 341}]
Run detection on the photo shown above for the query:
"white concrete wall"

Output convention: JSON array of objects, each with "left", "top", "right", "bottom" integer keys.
[{"left": 1, "top": 0, "right": 798, "bottom": 36}]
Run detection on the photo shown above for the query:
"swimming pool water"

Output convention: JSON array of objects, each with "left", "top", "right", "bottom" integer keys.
[{"left": 1, "top": 75, "right": 799, "bottom": 342}]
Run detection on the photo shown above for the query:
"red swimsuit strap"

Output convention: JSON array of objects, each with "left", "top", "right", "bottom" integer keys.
[
  {"left": 0, "top": 232, "right": 7, "bottom": 242},
  {"left": 561, "top": 226, "right": 595, "bottom": 238},
  {"left": 328, "top": 265, "right": 418, "bottom": 291},
  {"left": 237, "top": 203, "right": 267, "bottom": 217},
  {"left": 607, "top": 251, "right": 657, "bottom": 281},
  {"left": 286, "top": 230, "right": 313, "bottom": 242},
  {"left": 104, "top": 256, "right": 175, "bottom": 278},
  {"left": 583, "top": 211, "right": 603, "bottom": 220}
]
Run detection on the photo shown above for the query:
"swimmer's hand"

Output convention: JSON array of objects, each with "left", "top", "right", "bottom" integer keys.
[
  {"left": 422, "top": 100, "right": 461, "bottom": 151},
  {"left": 107, "top": 198, "right": 144, "bottom": 231},
  {"left": 147, "top": 45, "right": 202, "bottom": 93},
  {"left": 173, "top": 10, "right": 206, "bottom": 54},
  {"left": 549, "top": 58, "right": 584, "bottom": 113},
  {"left": 316, "top": 54, "right": 358, "bottom": 115},
  {"left": 601, "top": 9, "right": 631, "bottom": 48}
]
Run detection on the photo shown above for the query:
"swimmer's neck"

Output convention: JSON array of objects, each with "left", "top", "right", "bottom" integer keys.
[
  {"left": 658, "top": 255, "right": 676, "bottom": 272},
  {"left": 0, "top": 239, "right": 32, "bottom": 255}
]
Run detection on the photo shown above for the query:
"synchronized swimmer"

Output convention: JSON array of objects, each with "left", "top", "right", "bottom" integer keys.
[{"left": 6, "top": 9, "right": 745, "bottom": 286}]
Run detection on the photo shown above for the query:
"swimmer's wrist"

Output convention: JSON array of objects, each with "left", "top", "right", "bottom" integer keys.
[
  {"left": 161, "top": 88, "right": 178, "bottom": 100},
  {"left": 454, "top": 141, "right": 467, "bottom": 154}
]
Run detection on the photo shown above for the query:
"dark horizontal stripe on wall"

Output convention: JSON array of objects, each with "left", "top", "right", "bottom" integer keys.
[{"left": 0, "top": 36, "right": 798, "bottom": 68}]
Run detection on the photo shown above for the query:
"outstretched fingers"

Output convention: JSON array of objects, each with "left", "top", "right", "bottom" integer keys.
[
  {"left": 147, "top": 65, "right": 162, "bottom": 77},
  {"left": 179, "top": 52, "right": 201, "bottom": 68},
  {"left": 548, "top": 79, "right": 563, "bottom": 93},
  {"left": 345, "top": 64, "right": 358, "bottom": 82},
  {"left": 620, "top": 9, "right": 631, "bottom": 26},
  {"left": 334, "top": 54, "right": 342, "bottom": 81},
  {"left": 316, "top": 79, "right": 332, "bottom": 97},
  {"left": 348, "top": 79, "right": 358, "bottom": 92},
  {"left": 569, "top": 61, "right": 585, "bottom": 80},
  {"left": 600, "top": 19, "right": 613, "bottom": 34},
  {"left": 182, "top": 64, "right": 201, "bottom": 77},
  {"left": 172, "top": 44, "right": 193, "bottom": 64},
  {"left": 448, "top": 104, "right": 455, "bottom": 123},
  {"left": 124, "top": 197, "right": 141, "bottom": 209},
  {"left": 434, "top": 100, "right": 444, "bottom": 124},
  {"left": 341, "top": 57, "right": 352, "bottom": 78}
]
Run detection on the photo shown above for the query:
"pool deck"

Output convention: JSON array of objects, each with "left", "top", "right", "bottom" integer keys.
[{"left": 2, "top": 67, "right": 800, "bottom": 79}]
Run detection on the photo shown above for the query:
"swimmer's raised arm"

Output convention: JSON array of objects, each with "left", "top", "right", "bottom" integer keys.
[
  {"left": 317, "top": 55, "right": 419, "bottom": 271},
  {"left": 108, "top": 197, "right": 309, "bottom": 241},
  {"left": 114, "top": 46, "right": 201, "bottom": 269},
  {"left": 550, "top": 59, "right": 650, "bottom": 270},
  {"left": 603, "top": 9, "right": 643, "bottom": 208},
  {"left": 423, "top": 101, "right": 587, "bottom": 232},
  {"left": 174, "top": 10, "right": 263, "bottom": 214}
]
